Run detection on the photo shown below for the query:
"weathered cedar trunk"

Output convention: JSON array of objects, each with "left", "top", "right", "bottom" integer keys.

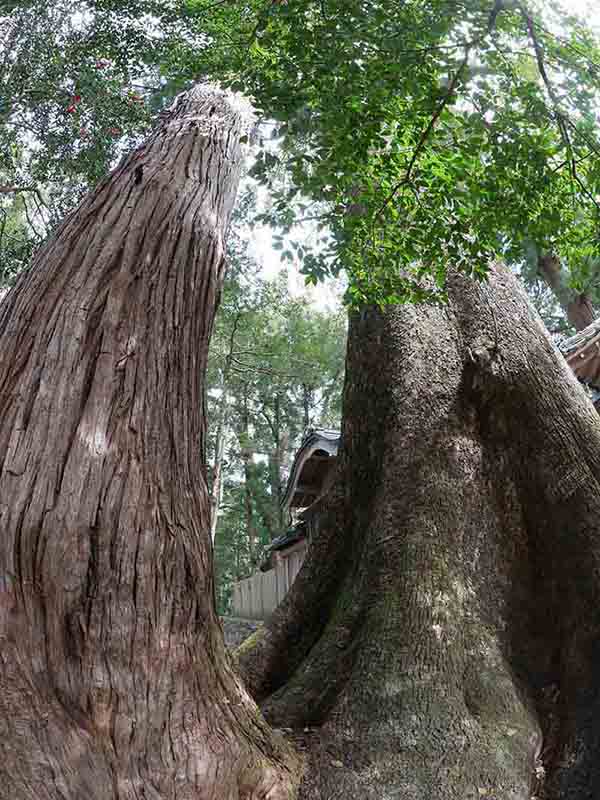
[
  {"left": 238, "top": 264, "right": 600, "bottom": 800},
  {"left": 538, "top": 252, "right": 595, "bottom": 331},
  {"left": 0, "top": 86, "right": 299, "bottom": 799}
]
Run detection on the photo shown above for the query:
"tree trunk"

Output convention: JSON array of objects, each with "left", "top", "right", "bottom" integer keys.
[
  {"left": 209, "top": 392, "right": 228, "bottom": 542},
  {"left": 538, "top": 252, "right": 595, "bottom": 331},
  {"left": 0, "top": 85, "right": 299, "bottom": 799},
  {"left": 267, "top": 394, "right": 285, "bottom": 535},
  {"left": 237, "top": 264, "right": 600, "bottom": 799},
  {"left": 302, "top": 384, "right": 312, "bottom": 430},
  {"left": 239, "top": 385, "right": 259, "bottom": 568},
  {"left": 210, "top": 315, "right": 240, "bottom": 543}
]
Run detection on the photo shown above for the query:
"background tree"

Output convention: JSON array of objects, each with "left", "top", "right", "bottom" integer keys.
[
  {"left": 0, "top": 85, "right": 299, "bottom": 800},
  {"left": 206, "top": 221, "right": 346, "bottom": 612},
  {"left": 0, "top": 0, "right": 205, "bottom": 281},
  {"left": 0, "top": 189, "right": 36, "bottom": 287}
]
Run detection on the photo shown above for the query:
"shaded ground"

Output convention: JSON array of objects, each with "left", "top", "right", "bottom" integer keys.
[{"left": 221, "top": 616, "right": 263, "bottom": 649}]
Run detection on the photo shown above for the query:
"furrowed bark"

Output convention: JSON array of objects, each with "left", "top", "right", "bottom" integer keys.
[
  {"left": 0, "top": 86, "right": 299, "bottom": 800},
  {"left": 239, "top": 264, "right": 600, "bottom": 799}
]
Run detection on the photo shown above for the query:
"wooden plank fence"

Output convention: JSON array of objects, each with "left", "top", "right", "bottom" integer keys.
[{"left": 230, "top": 546, "right": 306, "bottom": 620}]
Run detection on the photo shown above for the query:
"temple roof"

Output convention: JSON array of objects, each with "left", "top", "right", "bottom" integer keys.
[
  {"left": 280, "top": 427, "right": 340, "bottom": 513},
  {"left": 560, "top": 319, "right": 600, "bottom": 404}
]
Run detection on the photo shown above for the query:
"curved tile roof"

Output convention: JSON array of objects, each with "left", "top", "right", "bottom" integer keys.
[{"left": 280, "top": 427, "right": 340, "bottom": 513}]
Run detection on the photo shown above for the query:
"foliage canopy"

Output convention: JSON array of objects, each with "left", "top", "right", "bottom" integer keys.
[
  {"left": 3, "top": 0, "right": 600, "bottom": 308},
  {"left": 182, "top": 0, "right": 600, "bottom": 304}
]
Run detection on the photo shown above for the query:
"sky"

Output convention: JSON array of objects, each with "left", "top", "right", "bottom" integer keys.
[
  {"left": 244, "top": 178, "right": 343, "bottom": 310},
  {"left": 555, "top": 0, "right": 599, "bottom": 35}
]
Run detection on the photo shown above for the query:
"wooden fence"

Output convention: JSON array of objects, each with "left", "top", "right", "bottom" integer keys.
[{"left": 230, "top": 543, "right": 306, "bottom": 620}]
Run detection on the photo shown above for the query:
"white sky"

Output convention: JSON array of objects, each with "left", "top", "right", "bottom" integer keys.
[
  {"left": 245, "top": 185, "right": 344, "bottom": 309},
  {"left": 570, "top": 0, "right": 600, "bottom": 27},
  {"left": 555, "top": 0, "right": 600, "bottom": 35}
]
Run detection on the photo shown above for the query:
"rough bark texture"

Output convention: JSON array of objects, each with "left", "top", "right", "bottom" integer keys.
[
  {"left": 0, "top": 86, "right": 299, "bottom": 800},
  {"left": 238, "top": 264, "right": 600, "bottom": 800},
  {"left": 538, "top": 252, "right": 595, "bottom": 331}
]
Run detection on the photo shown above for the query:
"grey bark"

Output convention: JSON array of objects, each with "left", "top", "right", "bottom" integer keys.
[
  {"left": 0, "top": 86, "right": 299, "bottom": 800},
  {"left": 238, "top": 264, "right": 600, "bottom": 800}
]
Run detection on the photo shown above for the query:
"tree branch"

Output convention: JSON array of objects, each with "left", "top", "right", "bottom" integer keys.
[
  {"left": 0, "top": 185, "right": 36, "bottom": 195},
  {"left": 376, "top": 1, "right": 505, "bottom": 217},
  {"left": 259, "top": 404, "right": 278, "bottom": 441},
  {"left": 376, "top": 48, "right": 472, "bottom": 217},
  {"left": 521, "top": 7, "right": 600, "bottom": 213}
]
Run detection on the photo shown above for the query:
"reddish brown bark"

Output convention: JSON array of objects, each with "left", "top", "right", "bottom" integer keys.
[
  {"left": 0, "top": 86, "right": 299, "bottom": 799},
  {"left": 238, "top": 265, "right": 600, "bottom": 800},
  {"left": 538, "top": 252, "right": 595, "bottom": 331}
]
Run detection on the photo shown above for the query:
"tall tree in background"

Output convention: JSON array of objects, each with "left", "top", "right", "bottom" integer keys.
[
  {"left": 536, "top": 251, "right": 596, "bottom": 331},
  {"left": 206, "top": 248, "right": 346, "bottom": 611},
  {"left": 0, "top": 0, "right": 202, "bottom": 283},
  {"left": 0, "top": 190, "right": 36, "bottom": 286},
  {"left": 239, "top": 265, "right": 600, "bottom": 799},
  {"left": 5, "top": 1, "right": 600, "bottom": 797},
  {"left": 0, "top": 86, "right": 298, "bottom": 799}
]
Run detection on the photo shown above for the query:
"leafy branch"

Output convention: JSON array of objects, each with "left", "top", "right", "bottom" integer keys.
[
  {"left": 521, "top": 4, "right": 600, "bottom": 212},
  {"left": 376, "top": 0, "right": 505, "bottom": 217}
]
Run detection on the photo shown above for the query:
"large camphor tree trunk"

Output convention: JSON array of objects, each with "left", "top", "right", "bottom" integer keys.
[
  {"left": 238, "top": 264, "right": 600, "bottom": 800},
  {"left": 0, "top": 86, "right": 298, "bottom": 799}
]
